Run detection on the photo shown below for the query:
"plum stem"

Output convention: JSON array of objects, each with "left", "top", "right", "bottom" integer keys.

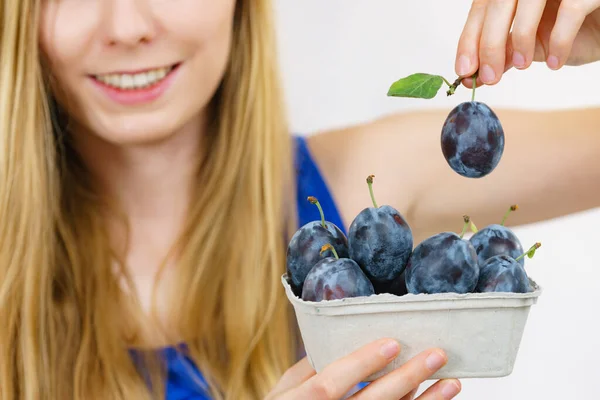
[
  {"left": 515, "top": 242, "right": 542, "bottom": 262},
  {"left": 471, "top": 72, "right": 478, "bottom": 102},
  {"left": 460, "top": 215, "right": 471, "bottom": 238},
  {"left": 320, "top": 243, "right": 339, "bottom": 259},
  {"left": 308, "top": 196, "right": 326, "bottom": 228},
  {"left": 501, "top": 204, "right": 518, "bottom": 226},
  {"left": 366, "top": 175, "right": 379, "bottom": 208},
  {"left": 463, "top": 215, "right": 478, "bottom": 234}
]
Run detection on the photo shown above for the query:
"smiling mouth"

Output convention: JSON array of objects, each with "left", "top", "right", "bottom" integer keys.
[{"left": 92, "top": 63, "right": 180, "bottom": 90}]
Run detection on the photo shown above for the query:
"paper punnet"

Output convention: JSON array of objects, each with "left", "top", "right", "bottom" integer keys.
[{"left": 282, "top": 274, "right": 542, "bottom": 381}]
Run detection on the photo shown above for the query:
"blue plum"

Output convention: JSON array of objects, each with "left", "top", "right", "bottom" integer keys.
[
  {"left": 469, "top": 205, "right": 523, "bottom": 266},
  {"left": 373, "top": 270, "right": 408, "bottom": 296},
  {"left": 405, "top": 231, "right": 479, "bottom": 294},
  {"left": 470, "top": 224, "right": 523, "bottom": 266},
  {"left": 301, "top": 244, "right": 375, "bottom": 302},
  {"left": 475, "top": 255, "right": 530, "bottom": 293},
  {"left": 476, "top": 242, "right": 540, "bottom": 293},
  {"left": 348, "top": 175, "right": 413, "bottom": 284},
  {"left": 287, "top": 197, "right": 349, "bottom": 292},
  {"left": 441, "top": 101, "right": 505, "bottom": 178}
]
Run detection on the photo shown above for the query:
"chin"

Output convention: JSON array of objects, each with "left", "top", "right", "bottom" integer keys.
[{"left": 84, "top": 110, "right": 200, "bottom": 147}]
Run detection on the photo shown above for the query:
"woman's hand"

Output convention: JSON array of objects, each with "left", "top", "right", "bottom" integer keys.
[
  {"left": 455, "top": 0, "right": 600, "bottom": 87},
  {"left": 266, "top": 338, "right": 461, "bottom": 399}
]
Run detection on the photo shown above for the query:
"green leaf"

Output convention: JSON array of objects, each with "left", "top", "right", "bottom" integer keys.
[{"left": 387, "top": 73, "right": 444, "bottom": 99}]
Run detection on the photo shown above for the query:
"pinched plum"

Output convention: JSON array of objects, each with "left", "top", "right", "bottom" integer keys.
[
  {"left": 475, "top": 255, "right": 530, "bottom": 293},
  {"left": 405, "top": 221, "right": 479, "bottom": 294},
  {"left": 348, "top": 175, "right": 413, "bottom": 284},
  {"left": 441, "top": 101, "right": 505, "bottom": 178},
  {"left": 302, "top": 244, "right": 375, "bottom": 302},
  {"left": 476, "top": 243, "right": 540, "bottom": 293},
  {"left": 287, "top": 197, "right": 349, "bottom": 292},
  {"left": 475, "top": 243, "right": 542, "bottom": 293},
  {"left": 469, "top": 205, "right": 523, "bottom": 266}
]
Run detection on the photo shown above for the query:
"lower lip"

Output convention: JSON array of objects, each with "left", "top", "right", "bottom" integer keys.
[{"left": 91, "top": 64, "right": 180, "bottom": 105}]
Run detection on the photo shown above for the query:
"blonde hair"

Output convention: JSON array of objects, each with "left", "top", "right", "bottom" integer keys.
[{"left": 0, "top": 0, "right": 297, "bottom": 398}]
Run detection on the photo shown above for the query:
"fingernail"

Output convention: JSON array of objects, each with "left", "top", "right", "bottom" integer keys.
[
  {"left": 456, "top": 55, "right": 471, "bottom": 76},
  {"left": 380, "top": 340, "right": 400, "bottom": 359},
  {"left": 441, "top": 380, "right": 461, "bottom": 399},
  {"left": 479, "top": 64, "right": 495, "bottom": 83},
  {"left": 425, "top": 350, "right": 446, "bottom": 371},
  {"left": 547, "top": 55, "right": 559, "bottom": 70},
  {"left": 512, "top": 51, "right": 525, "bottom": 68}
]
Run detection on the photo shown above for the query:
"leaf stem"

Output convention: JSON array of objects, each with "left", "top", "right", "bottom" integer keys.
[{"left": 446, "top": 76, "right": 463, "bottom": 96}]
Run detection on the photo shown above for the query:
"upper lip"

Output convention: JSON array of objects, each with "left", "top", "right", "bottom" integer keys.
[{"left": 92, "top": 62, "right": 179, "bottom": 76}]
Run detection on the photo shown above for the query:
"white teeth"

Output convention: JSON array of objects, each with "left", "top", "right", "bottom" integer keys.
[
  {"left": 133, "top": 74, "right": 147, "bottom": 88},
  {"left": 108, "top": 75, "right": 120, "bottom": 86},
  {"left": 121, "top": 75, "right": 134, "bottom": 89},
  {"left": 95, "top": 66, "right": 172, "bottom": 90}
]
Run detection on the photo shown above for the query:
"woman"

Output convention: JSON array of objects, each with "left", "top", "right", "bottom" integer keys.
[{"left": 1, "top": 0, "right": 598, "bottom": 399}]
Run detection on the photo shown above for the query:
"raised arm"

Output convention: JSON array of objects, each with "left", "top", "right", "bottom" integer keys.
[
  {"left": 311, "top": 0, "right": 600, "bottom": 243},
  {"left": 309, "top": 106, "right": 600, "bottom": 243}
]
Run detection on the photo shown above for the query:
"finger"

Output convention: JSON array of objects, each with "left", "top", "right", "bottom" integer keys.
[
  {"left": 546, "top": 0, "right": 589, "bottom": 69},
  {"left": 510, "top": 0, "right": 547, "bottom": 69},
  {"left": 455, "top": 0, "right": 488, "bottom": 77},
  {"left": 292, "top": 338, "right": 401, "bottom": 400},
  {"left": 415, "top": 379, "right": 461, "bottom": 399},
  {"left": 504, "top": 31, "right": 516, "bottom": 71},
  {"left": 400, "top": 387, "right": 419, "bottom": 400},
  {"left": 348, "top": 348, "right": 448, "bottom": 400},
  {"left": 268, "top": 357, "right": 316, "bottom": 398},
  {"left": 478, "top": 0, "right": 518, "bottom": 85},
  {"left": 463, "top": 34, "right": 515, "bottom": 89}
]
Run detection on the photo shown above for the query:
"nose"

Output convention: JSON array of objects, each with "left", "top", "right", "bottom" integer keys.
[{"left": 104, "top": 0, "right": 157, "bottom": 47}]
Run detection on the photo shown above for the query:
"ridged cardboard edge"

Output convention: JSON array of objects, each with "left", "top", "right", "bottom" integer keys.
[{"left": 281, "top": 273, "right": 542, "bottom": 315}]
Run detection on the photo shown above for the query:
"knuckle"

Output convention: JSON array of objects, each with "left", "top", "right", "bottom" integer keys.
[
  {"left": 311, "top": 376, "right": 338, "bottom": 400},
  {"left": 479, "top": 41, "right": 503, "bottom": 60},
  {"left": 511, "top": 29, "right": 535, "bottom": 48},
  {"left": 458, "top": 31, "right": 478, "bottom": 49}
]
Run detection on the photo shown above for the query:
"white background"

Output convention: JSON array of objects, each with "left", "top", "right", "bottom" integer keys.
[{"left": 274, "top": 1, "right": 600, "bottom": 399}]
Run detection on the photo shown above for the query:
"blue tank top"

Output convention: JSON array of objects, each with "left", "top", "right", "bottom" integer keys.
[{"left": 139, "top": 135, "right": 347, "bottom": 399}]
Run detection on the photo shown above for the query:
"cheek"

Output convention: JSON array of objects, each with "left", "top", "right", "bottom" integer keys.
[
  {"left": 165, "top": 1, "right": 236, "bottom": 99},
  {"left": 39, "top": 3, "right": 98, "bottom": 98},
  {"left": 159, "top": 0, "right": 236, "bottom": 58}
]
